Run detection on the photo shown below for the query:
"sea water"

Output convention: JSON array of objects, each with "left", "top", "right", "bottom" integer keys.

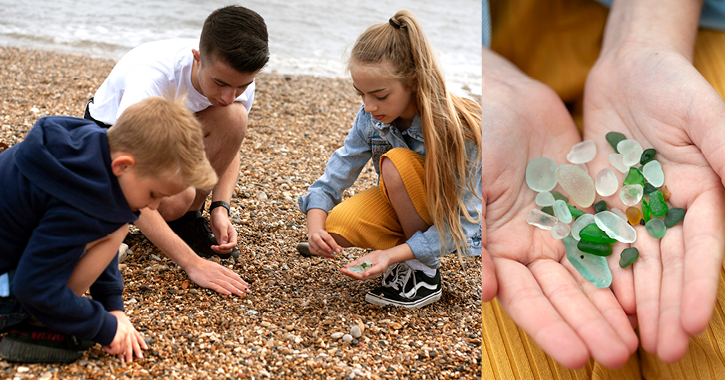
[{"left": 0, "top": 0, "right": 481, "bottom": 96}]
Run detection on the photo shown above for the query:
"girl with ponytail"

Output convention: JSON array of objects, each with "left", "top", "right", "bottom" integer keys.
[{"left": 297, "top": 9, "right": 481, "bottom": 308}]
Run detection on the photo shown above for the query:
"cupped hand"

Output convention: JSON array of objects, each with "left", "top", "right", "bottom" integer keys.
[
  {"left": 103, "top": 311, "right": 148, "bottom": 363},
  {"left": 209, "top": 208, "right": 237, "bottom": 254},
  {"left": 185, "top": 257, "right": 250, "bottom": 296},
  {"left": 308, "top": 229, "right": 342, "bottom": 258},
  {"left": 340, "top": 249, "right": 391, "bottom": 280},
  {"left": 583, "top": 43, "right": 725, "bottom": 363},
  {"left": 482, "top": 48, "right": 638, "bottom": 369}
]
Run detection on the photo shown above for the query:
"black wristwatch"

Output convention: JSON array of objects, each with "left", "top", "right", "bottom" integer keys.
[{"left": 209, "top": 201, "right": 231, "bottom": 216}]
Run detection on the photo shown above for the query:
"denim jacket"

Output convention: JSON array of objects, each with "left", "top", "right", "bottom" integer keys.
[{"left": 298, "top": 105, "right": 482, "bottom": 268}]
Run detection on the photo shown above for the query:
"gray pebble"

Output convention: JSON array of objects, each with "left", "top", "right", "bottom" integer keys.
[
  {"left": 350, "top": 325, "right": 362, "bottom": 338},
  {"left": 342, "top": 334, "right": 353, "bottom": 342}
]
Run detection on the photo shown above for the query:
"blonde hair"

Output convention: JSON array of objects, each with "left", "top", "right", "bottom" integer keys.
[
  {"left": 107, "top": 95, "right": 217, "bottom": 191},
  {"left": 348, "top": 9, "right": 482, "bottom": 257}
]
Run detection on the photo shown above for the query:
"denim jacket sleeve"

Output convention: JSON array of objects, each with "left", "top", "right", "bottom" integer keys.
[
  {"left": 298, "top": 106, "right": 373, "bottom": 214},
  {"left": 405, "top": 141, "right": 482, "bottom": 268}
]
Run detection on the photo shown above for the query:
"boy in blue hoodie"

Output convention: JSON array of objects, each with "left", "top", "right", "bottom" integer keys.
[{"left": 0, "top": 95, "right": 217, "bottom": 363}]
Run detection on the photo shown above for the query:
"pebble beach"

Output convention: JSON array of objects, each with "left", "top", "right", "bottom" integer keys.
[{"left": 0, "top": 47, "right": 482, "bottom": 379}]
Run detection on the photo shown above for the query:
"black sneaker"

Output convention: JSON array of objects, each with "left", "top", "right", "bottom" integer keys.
[
  {"left": 364, "top": 263, "right": 442, "bottom": 308},
  {"left": 167, "top": 211, "right": 231, "bottom": 259},
  {"left": 0, "top": 321, "right": 94, "bottom": 363}
]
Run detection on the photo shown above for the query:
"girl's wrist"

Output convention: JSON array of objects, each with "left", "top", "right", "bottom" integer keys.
[{"left": 601, "top": 0, "right": 702, "bottom": 61}]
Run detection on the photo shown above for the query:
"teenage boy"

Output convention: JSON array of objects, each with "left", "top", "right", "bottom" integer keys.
[
  {"left": 0, "top": 96, "right": 217, "bottom": 363},
  {"left": 84, "top": 5, "right": 269, "bottom": 296}
]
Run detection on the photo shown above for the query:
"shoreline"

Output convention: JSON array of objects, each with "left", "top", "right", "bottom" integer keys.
[{"left": 0, "top": 46, "right": 482, "bottom": 379}]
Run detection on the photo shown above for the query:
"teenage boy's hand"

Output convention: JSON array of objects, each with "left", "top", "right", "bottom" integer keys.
[
  {"left": 209, "top": 208, "right": 237, "bottom": 254},
  {"left": 104, "top": 311, "right": 147, "bottom": 363}
]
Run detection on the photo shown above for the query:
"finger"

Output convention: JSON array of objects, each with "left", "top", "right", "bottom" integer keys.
[
  {"left": 137, "top": 331, "right": 148, "bottom": 351},
  {"left": 340, "top": 268, "right": 364, "bottom": 279},
  {"left": 656, "top": 222, "right": 689, "bottom": 363},
  {"left": 494, "top": 258, "right": 589, "bottom": 369},
  {"left": 481, "top": 245, "right": 498, "bottom": 302},
  {"left": 132, "top": 334, "right": 144, "bottom": 359},
  {"left": 632, "top": 224, "right": 663, "bottom": 354},
  {"left": 607, "top": 241, "right": 636, "bottom": 316},
  {"left": 532, "top": 260, "right": 632, "bottom": 368},
  {"left": 311, "top": 235, "right": 334, "bottom": 256},
  {"left": 681, "top": 188, "right": 725, "bottom": 335},
  {"left": 565, "top": 254, "right": 639, "bottom": 355}
]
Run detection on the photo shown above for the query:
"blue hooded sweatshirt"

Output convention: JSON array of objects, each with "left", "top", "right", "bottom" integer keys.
[{"left": 0, "top": 116, "right": 138, "bottom": 346}]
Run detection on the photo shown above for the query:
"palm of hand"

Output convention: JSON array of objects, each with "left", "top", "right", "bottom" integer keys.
[
  {"left": 483, "top": 78, "right": 638, "bottom": 369},
  {"left": 583, "top": 46, "right": 725, "bottom": 362}
]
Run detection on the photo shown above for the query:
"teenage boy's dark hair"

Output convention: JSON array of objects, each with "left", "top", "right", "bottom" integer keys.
[{"left": 200, "top": 5, "right": 269, "bottom": 74}]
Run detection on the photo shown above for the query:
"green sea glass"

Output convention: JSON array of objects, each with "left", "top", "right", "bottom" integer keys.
[
  {"left": 640, "top": 148, "right": 657, "bottom": 165},
  {"left": 642, "top": 198, "right": 651, "bottom": 223},
  {"left": 577, "top": 239, "right": 613, "bottom": 256},
  {"left": 564, "top": 236, "right": 612, "bottom": 288},
  {"left": 664, "top": 208, "right": 685, "bottom": 228},
  {"left": 643, "top": 182, "right": 658, "bottom": 195},
  {"left": 348, "top": 260, "right": 373, "bottom": 274},
  {"left": 550, "top": 191, "right": 568, "bottom": 203},
  {"left": 623, "top": 167, "right": 645, "bottom": 187},
  {"left": 606, "top": 132, "right": 627, "bottom": 154},
  {"left": 645, "top": 218, "right": 666, "bottom": 238},
  {"left": 579, "top": 223, "right": 618, "bottom": 243},
  {"left": 567, "top": 204, "right": 585, "bottom": 219},
  {"left": 649, "top": 190, "right": 668, "bottom": 217},
  {"left": 619, "top": 247, "right": 640, "bottom": 268},
  {"left": 541, "top": 206, "right": 554, "bottom": 216},
  {"left": 594, "top": 200, "right": 608, "bottom": 213}
]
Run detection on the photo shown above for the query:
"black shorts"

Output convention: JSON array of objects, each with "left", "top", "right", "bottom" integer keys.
[{"left": 83, "top": 98, "right": 112, "bottom": 129}]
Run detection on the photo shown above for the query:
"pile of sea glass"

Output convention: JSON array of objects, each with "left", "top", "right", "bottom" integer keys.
[{"left": 525, "top": 133, "right": 685, "bottom": 288}]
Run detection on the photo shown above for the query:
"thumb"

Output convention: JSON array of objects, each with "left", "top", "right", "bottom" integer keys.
[{"left": 481, "top": 246, "right": 498, "bottom": 302}]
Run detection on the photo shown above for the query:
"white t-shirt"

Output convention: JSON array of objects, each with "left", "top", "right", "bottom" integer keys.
[{"left": 89, "top": 38, "right": 255, "bottom": 125}]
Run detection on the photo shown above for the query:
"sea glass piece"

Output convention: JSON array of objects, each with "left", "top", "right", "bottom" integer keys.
[
  {"left": 564, "top": 236, "right": 612, "bottom": 288},
  {"left": 577, "top": 239, "right": 613, "bottom": 256},
  {"left": 617, "top": 140, "right": 644, "bottom": 167},
  {"left": 664, "top": 208, "right": 685, "bottom": 227},
  {"left": 619, "top": 247, "right": 640, "bottom": 268},
  {"left": 555, "top": 164, "right": 596, "bottom": 208},
  {"left": 567, "top": 140, "right": 597, "bottom": 164},
  {"left": 535, "top": 191, "right": 556, "bottom": 207},
  {"left": 540, "top": 206, "right": 554, "bottom": 216},
  {"left": 623, "top": 167, "right": 645, "bottom": 187},
  {"left": 642, "top": 198, "right": 651, "bottom": 223},
  {"left": 550, "top": 191, "right": 568, "bottom": 203},
  {"left": 649, "top": 190, "right": 668, "bottom": 217},
  {"left": 609, "top": 153, "right": 629, "bottom": 173},
  {"left": 526, "top": 158, "right": 558, "bottom": 192},
  {"left": 594, "top": 200, "right": 608, "bottom": 213},
  {"left": 661, "top": 185, "right": 671, "bottom": 201},
  {"left": 643, "top": 182, "right": 658, "bottom": 195},
  {"left": 626, "top": 207, "right": 642, "bottom": 225},
  {"left": 553, "top": 200, "right": 573, "bottom": 224},
  {"left": 571, "top": 214, "right": 596, "bottom": 240},
  {"left": 595, "top": 211, "right": 637, "bottom": 243},
  {"left": 527, "top": 209, "right": 558, "bottom": 230},
  {"left": 595, "top": 168, "right": 618, "bottom": 196},
  {"left": 551, "top": 222, "right": 571, "bottom": 240},
  {"left": 610, "top": 207, "right": 628, "bottom": 221},
  {"left": 348, "top": 260, "right": 373, "bottom": 273},
  {"left": 619, "top": 184, "right": 643, "bottom": 207},
  {"left": 579, "top": 223, "right": 617, "bottom": 243},
  {"left": 606, "top": 132, "right": 627, "bottom": 153},
  {"left": 642, "top": 160, "right": 664, "bottom": 187},
  {"left": 567, "top": 204, "right": 585, "bottom": 219},
  {"left": 645, "top": 218, "right": 666, "bottom": 239},
  {"left": 640, "top": 148, "right": 657, "bottom": 165},
  {"left": 576, "top": 163, "right": 589, "bottom": 174}
]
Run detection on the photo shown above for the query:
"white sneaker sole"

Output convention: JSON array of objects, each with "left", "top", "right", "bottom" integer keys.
[{"left": 364, "top": 289, "right": 442, "bottom": 309}]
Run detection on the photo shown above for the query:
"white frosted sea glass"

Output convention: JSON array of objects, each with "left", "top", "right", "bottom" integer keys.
[
  {"left": 551, "top": 222, "right": 571, "bottom": 240},
  {"left": 526, "top": 209, "right": 558, "bottom": 230},
  {"left": 595, "top": 211, "right": 637, "bottom": 243},
  {"left": 553, "top": 200, "right": 573, "bottom": 224},
  {"left": 617, "top": 140, "right": 644, "bottom": 167},
  {"left": 526, "top": 158, "right": 558, "bottom": 192},
  {"left": 619, "top": 184, "right": 643, "bottom": 207},
  {"left": 567, "top": 140, "right": 597, "bottom": 164},
  {"left": 535, "top": 191, "right": 555, "bottom": 207},
  {"left": 608, "top": 153, "right": 629, "bottom": 173},
  {"left": 642, "top": 160, "right": 664, "bottom": 187},
  {"left": 571, "top": 214, "right": 596, "bottom": 241},
  {"left": 595, "top": 168, "right": 618, "bottom": 197}
]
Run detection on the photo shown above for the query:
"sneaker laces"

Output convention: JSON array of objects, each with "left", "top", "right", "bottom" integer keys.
[{"left": 382, "top": 263, "right": 413, "bottom": 292}]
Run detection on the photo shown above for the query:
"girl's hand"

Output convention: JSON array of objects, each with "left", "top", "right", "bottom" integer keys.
[
  {"left": 103, "top": 311, "right": 148, "bottom": 363},
  {"left": 307, "top": 229, "right": 342, "bottom": 258},
  {"left": 340, "top": 249, "right": 392, "bottom": 280}
]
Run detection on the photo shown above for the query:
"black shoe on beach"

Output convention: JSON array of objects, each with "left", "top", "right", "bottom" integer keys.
[
  {"left": 167, "top": 211, "right": 231, "bottom": 260},
  {"left": 364, "top": 263, "right": 442, "bottom": 309},
  {"left": 0, "top": 321, "right": 94, "bottom": 363}
]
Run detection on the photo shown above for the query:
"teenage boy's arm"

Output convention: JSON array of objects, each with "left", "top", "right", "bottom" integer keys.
[
  {"left": 134, "top": 209, "right": 249, "bottom": 296},
  {"left": 209, "top": 152, "right": 240, "bottom": 254}
]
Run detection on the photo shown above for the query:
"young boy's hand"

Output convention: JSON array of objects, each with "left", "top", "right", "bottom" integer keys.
[
  {"left": 103, "top": 311, "right": 148, "bottom": 363},
  {"left": 340, "top": 249, "right": 391, "bottom": 280}
]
